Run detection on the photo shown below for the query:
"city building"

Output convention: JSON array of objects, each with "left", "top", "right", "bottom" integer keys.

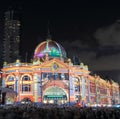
[
  {"left": 3, "top": 10, "right": 20, "bottom": 64},
  {"left": 1, "top": 39, "right": 119, "bottom": 105}
]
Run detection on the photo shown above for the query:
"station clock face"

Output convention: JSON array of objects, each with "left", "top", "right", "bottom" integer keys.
[{"left": 52, "top": 63, "right": 59, "bottom": 70}]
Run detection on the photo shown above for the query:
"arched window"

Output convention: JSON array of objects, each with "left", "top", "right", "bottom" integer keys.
[
  {"left": 22, "top": 75, "right": 30, "bottom": 81},
  {"left": 8, "top": 76, "right": 14, "bottom": 81},
  {"left": 73, "top": 77, "right": 79, "bottom": 82}
]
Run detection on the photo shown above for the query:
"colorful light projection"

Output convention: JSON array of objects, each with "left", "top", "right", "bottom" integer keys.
[{"left": 34, "top": 40, "right": 67, "bottom": 59}]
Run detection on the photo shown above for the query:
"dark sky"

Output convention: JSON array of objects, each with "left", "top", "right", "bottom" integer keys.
[{"left": 1, "top": 0, "right": 120, "bottom": 81}]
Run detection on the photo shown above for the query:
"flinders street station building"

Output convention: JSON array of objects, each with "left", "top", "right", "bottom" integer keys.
[{"left": 0, "top": 38, "right": 120, "bottom": 106}]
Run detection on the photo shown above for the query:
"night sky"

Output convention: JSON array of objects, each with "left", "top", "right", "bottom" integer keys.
[{"left": 1, "top": 0, "right": 120, "bottom": 81}]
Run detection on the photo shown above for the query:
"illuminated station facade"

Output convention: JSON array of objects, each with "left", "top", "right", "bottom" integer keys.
[{"left": 1, "top": 39, "right": 120, "bottom": 105}]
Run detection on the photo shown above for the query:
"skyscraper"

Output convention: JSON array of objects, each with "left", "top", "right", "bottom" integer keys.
[
  {"left": 0, "top": 20, "right": 3, "bottom": 68},
  {"left": 3, "top": 10, "right": 20, "bottom": 64}
]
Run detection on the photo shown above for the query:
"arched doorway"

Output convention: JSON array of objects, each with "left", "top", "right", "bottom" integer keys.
[
  {"left": 21, "top": 98, "right": 32, "bottom": 104},
  {"left": 43, "top": 86, "right": 67, "bottom": 104}
]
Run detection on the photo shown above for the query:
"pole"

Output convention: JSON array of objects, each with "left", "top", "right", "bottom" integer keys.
[{"left": 25, "top": 52, "right": 28, "bottom": 63}]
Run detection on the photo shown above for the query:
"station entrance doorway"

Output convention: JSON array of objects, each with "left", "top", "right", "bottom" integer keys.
[{"left": 43, "top": 86, "right": 67, "bottom": 104}]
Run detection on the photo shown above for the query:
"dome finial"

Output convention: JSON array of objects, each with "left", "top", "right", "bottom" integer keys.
[{"left": 47, "top": 21, "right": 51, "bottom": 39}]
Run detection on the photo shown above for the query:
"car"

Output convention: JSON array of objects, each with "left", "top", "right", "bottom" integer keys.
[{"left": 112, "top": 104, "right": 120, "bottom": 108}]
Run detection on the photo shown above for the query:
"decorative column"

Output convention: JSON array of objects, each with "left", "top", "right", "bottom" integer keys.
[
  {"left": 81, "top": 76, "right": 86, "bottom": 100},
  {"left": 33, "top": 73, "right": 39, "bottom": 102},
  {"left": 106, "top": 82, "right": 110, "bottom": 105},
  {"left": 15, "top": 70, "right": 20, "bottom": 101},
  {"left": 68, "top": 59, "right": 74, "bottom": 103},
  {"left": 69, "top": 75, "right": 74, "bottom": 102},
  {"left": 96, "top": 81, "right": 100, "bottom": 105},
  {"left": 88, "top": 80, "right": 90, "bottom": 104},
  {"left": 38, "top": 72, "right": 43, "bottom": 103},
  {"left": 78, "top": 77, "right": 81, "bottom": 102}
]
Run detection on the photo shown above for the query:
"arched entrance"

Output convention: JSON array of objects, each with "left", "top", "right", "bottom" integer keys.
[
  {"left": 43, "top": 86, "right": 67, "bottom": 104},
  {"left": 21, "top": 98, "right": 32, "bottom": 104}
]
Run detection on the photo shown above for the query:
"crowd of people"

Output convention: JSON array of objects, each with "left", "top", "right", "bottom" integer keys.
[{"left": 0, "top": 103, "right": 120, "bottom": 119}]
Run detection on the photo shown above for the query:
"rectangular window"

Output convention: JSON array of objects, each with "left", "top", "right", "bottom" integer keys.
[
  {"left": 75, "top": 86, "right": 80, "bottom": 92},
  {"left": 22, "top": 84, "right": 30, "bottom": 92}
]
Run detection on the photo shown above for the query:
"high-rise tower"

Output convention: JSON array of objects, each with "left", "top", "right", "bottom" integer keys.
[
  {"left": 0, "top": 20, "right": 3, "bottom": 68},
  {"left": 3, "top": 10, "right": 20, "bottom": 63}
]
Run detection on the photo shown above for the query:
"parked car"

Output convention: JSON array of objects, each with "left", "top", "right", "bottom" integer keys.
[{"left": 112, "top": 104, "right": 120, "bottom": 108}]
